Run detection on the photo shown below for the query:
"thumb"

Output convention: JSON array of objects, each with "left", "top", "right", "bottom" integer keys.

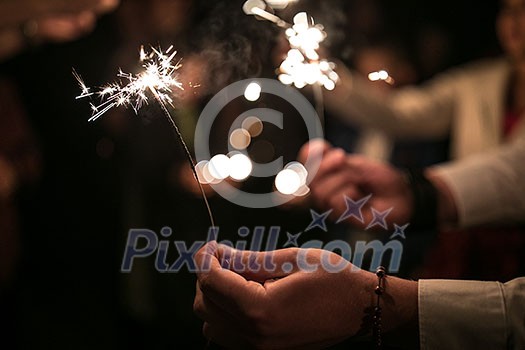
[
  {"left": 216, "top": 245, "right": 301, "bottom": 282},
  {"left": 298, "top": 138, "right": 331, "bottom": 165},
  {"left": 194, "top": 243, "right": 300, "bottom": 316}
]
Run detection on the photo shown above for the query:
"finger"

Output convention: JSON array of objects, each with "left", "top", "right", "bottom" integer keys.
[
  {"left": 310, "top": 166, "right": 360, "bottom": 199},
  {"left": 308, "top": 147, "right": 347, "bottom": 184},
  {"left": 194, "top": 242, "right": 267, "bottom": 317},
  {"left": 203, "top": 322, "right": 249, "bottom": 349},
  {"left": 308, "top": 149, "right": 347, "bottom": 191},
  {"left": 344, "top": 154, "right": 384, "bottom": 179},
  {"left": 194, "top": 281, "right": 240, "bottom": 326},
  {"left": 215, "top": 245, "right": 301, "bottom": 282},
  {"left": 310, "top": 171, "right": 362, "bottom": 215},
  {"left": 297, "top": 138, "right": 331, "bottom": 165}
]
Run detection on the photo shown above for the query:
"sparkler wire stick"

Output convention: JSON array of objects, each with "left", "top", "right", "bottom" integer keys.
[
  {"left": 312, "top": 83, "right": 325, "bottom": 128},
  {"left": 151, "top": 89, "right": 216, "bottom": 230},
  {"left": 251, "top": 6, "right": 290, "bottom": 28}
]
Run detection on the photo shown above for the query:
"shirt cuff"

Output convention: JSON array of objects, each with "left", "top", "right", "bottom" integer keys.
[
  {"left": 419, "top": 279, "right": 506, "bottom": 349},
  {"left": 429, "top": 140, "right": 525, "bottom": 228}
]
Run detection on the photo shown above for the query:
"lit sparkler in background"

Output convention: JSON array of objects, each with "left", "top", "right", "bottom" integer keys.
[
  {"left": 242, "top": 0, "right": 336, "bottom": 196},
  {"left": 243, "top": 1, "right": 339, "bottom": 91},
  {"left": 74, "top": 45, "right": 215, "bottom": 227},
  {"left": 279, "top": 12, "right": 338, "bottom": 91}
]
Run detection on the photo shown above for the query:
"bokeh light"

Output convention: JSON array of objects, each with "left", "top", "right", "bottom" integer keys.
[
  {"left": 229, "top": 153, "right": 253, "bottom": 181},
  {"left": 242, "top": 116, "right": 263, "bottom": 137},
  {"left": 285, "top": 161, "right": 308, "bottom": 185},
  {"left": 368, "top": 70, "right": 395, "bottom": 85},
  {"left": 244, "top": 82, "right": 262, "bottom": 101},
  {"left": 275, "top": 168, "right": 302, "bottom": 195},
  {"left": 208, "top": 154, "right": 231, "bottom": 180},
  {"left": 293, "top": 185, "right": 311, "bottom": 197},
  {"left": 230, "top": 128, "right": 252, "bottom": 150}
]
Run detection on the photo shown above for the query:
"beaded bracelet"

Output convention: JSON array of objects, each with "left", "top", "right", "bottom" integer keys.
[{"left": 373, "top": 266, "right": 386, "bottom": 349}]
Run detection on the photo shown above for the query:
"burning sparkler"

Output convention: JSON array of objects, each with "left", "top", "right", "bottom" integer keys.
[
  {"left": 74, "top": 45, "right": 215, "bottom": 228},
  {"left": 244, "top": 1, "right": 339, "bottom": 128},
  {"left": 243, "top": 1, "right": 339, "bottom": 91},
  {"left": 278, "top": 12, "right": 338, "bottom": 91},
  {"left": 75, "top": 45, "right": 183, "bottom": 121}
]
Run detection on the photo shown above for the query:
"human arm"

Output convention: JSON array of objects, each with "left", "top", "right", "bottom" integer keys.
[
  {"left": 0, "top": 0, "right": 119, "bottom": 61},
  {"left": 428, "top": 139, "right": 525, "bottom": 227},
  {"left": 194, "top": 243, "right": 525, "bottom": 349},
  {"left": 419, "top": 277, "right": 525, "bottom": 349},
  {"left": 0, "top": 0, "right": 118, "bottom": 27},
  {"left": 324, "top": 63, "right": 459, "bottom": 139},
  {"left": 299, "top": 139, "right": 525, "bottom": 229},
  {"left": 193, "top": 242, "right": 419, "bottom": 349}
]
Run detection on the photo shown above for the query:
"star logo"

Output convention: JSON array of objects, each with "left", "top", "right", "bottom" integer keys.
[
  {"left": 336, "top": 194, "right": 372, "bottom": 224},
  {"left": 366, "top": 207, "right": 393, "bottom": 230},
  {"left": 284, "top": 232, "right": 302, "bottom": 247},
  {"left": 305, "top": 209, "right": 333, "bottom": 232},
  {"left": 390, "top": 223, "right": 409, "bottom": 239}
]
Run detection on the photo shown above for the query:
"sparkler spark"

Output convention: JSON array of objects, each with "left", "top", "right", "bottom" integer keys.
[
  {"left": 278, "top": 12, "right": 339, "bottom": 91},
  {"left": 243, "top": 1, "right": 338, "bottom": 91},
  {"left": 75, "top": 45, "right": 184, "bottom": 122},
  {"left": 74, "top": 46, "right": 215, "bottom": 229}
]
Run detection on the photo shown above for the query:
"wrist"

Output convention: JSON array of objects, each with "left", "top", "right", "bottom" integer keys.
[
  {"left": 345, "top": 268, "right": 419, "bottom": 347},
  {"left": 382, "top": 277, "right": 419, "bottom": 347}
]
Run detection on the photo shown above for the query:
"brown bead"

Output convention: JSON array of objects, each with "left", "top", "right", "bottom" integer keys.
[{"left": 376, "top": 266, "right": 386, "bottom": 278}]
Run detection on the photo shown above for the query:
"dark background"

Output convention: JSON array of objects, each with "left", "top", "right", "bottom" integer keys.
[{"left": 0, "top": 0, "right": 503, "bottom": 348}]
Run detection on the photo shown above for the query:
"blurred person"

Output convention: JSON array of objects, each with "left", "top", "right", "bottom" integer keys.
[
  {"left": 329, "top": 41, "right": 419, "bottom": 161},
  {"left": 193, "top": 138, "right": 525, "bottom": 349},
  {"left": 325, "top": 0, "right": 525, "bottom": 159},
  {"left": 0, "top": 0, "right": 119, "bottom": 61},
  {"left": 324, "top": 0, "right": 525, "bottom": 281}
]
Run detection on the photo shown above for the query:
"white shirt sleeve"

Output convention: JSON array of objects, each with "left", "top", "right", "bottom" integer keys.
[
  {"left": 431, "top": 139, "right": 525, "bottom": 227},
  {"left": 419, "top": 278, "right": 525, "bottom": 349}
]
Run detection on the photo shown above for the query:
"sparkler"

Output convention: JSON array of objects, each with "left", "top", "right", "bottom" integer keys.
[
  {"left": 244, "top": 1, "right": 338, "bottom": 126},
  {"left": 74, "top": 45, "right": 215, "bottom": 228},
  {"left": 278, "top": 13, "right": 338, "bottom": 92},
  {"left": 243, "top": 1, "right": 339, "bottom": 91}
]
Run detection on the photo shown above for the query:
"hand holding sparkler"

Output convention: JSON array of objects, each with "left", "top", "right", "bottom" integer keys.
[{"left": 194, "top": 242, "right": 419, "bottom": 349}]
